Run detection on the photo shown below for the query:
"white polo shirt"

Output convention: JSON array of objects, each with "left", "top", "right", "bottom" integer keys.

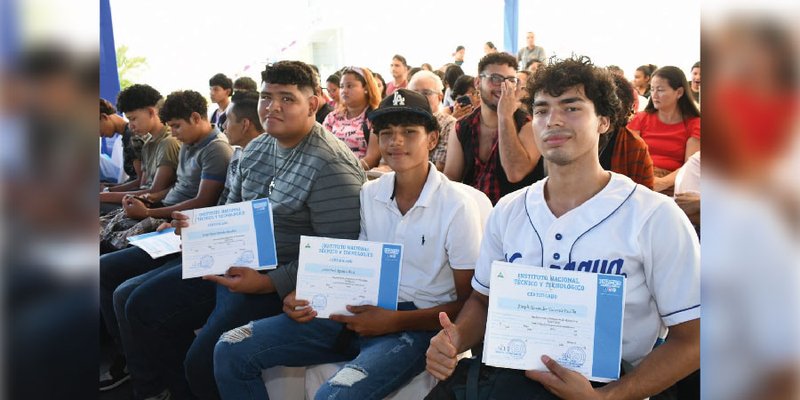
[
  {"left": 472, "top": 172, "right": 700, "bottom": 365},
  {"left": 360, "top": 164, "right": 486, "bottom": 309}
]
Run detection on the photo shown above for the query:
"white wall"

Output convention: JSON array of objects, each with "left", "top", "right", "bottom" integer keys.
[{"left": 111, "top": 0, "right": 699, "bottom": 96}]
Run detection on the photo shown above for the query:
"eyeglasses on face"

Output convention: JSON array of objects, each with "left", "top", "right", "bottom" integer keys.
[
  {"left": 480, "top": 73, "right": 519, "bottom": 85},
  {"left": 415, "top": 89, "right": 440, "bottom": 97}
]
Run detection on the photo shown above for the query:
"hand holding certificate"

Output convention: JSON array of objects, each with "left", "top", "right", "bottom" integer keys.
[
  {"left": 483, "top": 261, "right": 626, "bottom": 382},
  {"left": 295, "top": 236, "right": 402, "bottom": 319},
  {"left": 180, "top": 199, "right": 278, "bottom": 279}
]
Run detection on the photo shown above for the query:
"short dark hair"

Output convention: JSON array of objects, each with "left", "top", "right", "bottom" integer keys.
[
  {"left": 407, "top": 67, "right": 422, "bottom": 81},
  {"left": 260, "top": 61, "right": 317, "bottom": 93},
  {"left": 233, "top": 76, "right": 258, "bottom": 93},
  {"left": 452, "top": 75, "right": 475, "bottom": 99},
  {"left": 116, "top": 84, "right": 162, "bottom": 113},
  {"left": 444, "top": 65, "right": 465, "bottom": 89},
  {"left": 636, "top": 64, "right": 658, "bottom": 78},
  {"left": 371, "top": 112, "right": 440, "bottom": 137},
  {"left": 485, "top": 42, "right": 497, "bottom": 50},
  {"left": 159, "top": 90, "right": 208, "bottom": 123},
  {"left": 392, "top": 54, "right": 409, "bottom": 68},
  {"left": 691, "top": 61, "right": 700, "bottom": 70},
  {"left": 478, "top": 52, "right": 518, "bottom": 75},
  {"left": 326, "top": 73, "right": 341, "bottom": 86},
  {"left": 527, "top": 55, "right": 620, "bottom": 129},
  {"left": 209, "top": 73, "right": 233, "bottom": 92},
  {"left": 606, "top": 65, "right": 624, "bottom": 76},
  {"left": 433, "top": 70, "right": 445, "bottom": 84},
  {"left": 229, "top": 91, "right": 264, "bottom": 133},
  {"left": 610, "top": 74, "right": 635, "bottom": 129},
  {"left": 525, "top": 58, "right": 542, "bottom": 70},
  {"left": 455, "top": 45, "right": 465, "bottom": 52},
  {"left": 100, "top": 98, "right": 116, "bottom": 115}
]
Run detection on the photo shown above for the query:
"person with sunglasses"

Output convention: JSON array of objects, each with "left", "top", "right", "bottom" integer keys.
[{"left": 444, "top": 53, "right": 544, "bottom": 204}]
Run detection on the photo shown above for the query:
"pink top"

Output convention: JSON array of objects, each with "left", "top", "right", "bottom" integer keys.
[
  {"left": 385, "top": 80, "right": 407, "bottom": 96},
  {"left": 322, "top": 108, "right": 369, "bottom": 158},
  {"left": 627, "top": 112, "right": 700, "bottom": 171}
]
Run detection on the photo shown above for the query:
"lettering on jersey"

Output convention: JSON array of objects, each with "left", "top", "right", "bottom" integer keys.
[
  {"left": 505, "top": 252, "right": 523, "bottom": 263},
  {"left": 550, "top": 258, "right": 626, "bottom": 277}
]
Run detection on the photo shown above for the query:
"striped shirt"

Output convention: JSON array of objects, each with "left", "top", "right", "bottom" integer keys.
[
  {"left": 218, "top": 145, "right": 243, "bottom": 205},
  {"left": 226, "top": 123, "right": 366, "bottom": 298}
]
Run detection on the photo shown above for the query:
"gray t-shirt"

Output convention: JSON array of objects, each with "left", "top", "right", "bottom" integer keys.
[
  {"left": 218, "top": 145, "right": 243, "bottom": 205},
  {"left": 227, "top": 122, "right": 366, "bottom": 298},
  {"left": 517, "top": 45, "right": 546, "bottom": 69},
  {"left": 163, "top": 128, "right": 232, "bottom": 206},
  {"left": 140, "top": 126, "right": 180, "bottom": 190}
]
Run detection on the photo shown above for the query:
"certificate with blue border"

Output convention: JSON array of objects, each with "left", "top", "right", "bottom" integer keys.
[
  {"left": 295, "top": 235, "right": 403, "bottom": 319},
  {"left": 483, "top": 261, "right": 626, "bottom": 382},
  {"left": 127, "top": 227, "right": 182, "bottom": 259},
  {"left": 181, "top": 199, "right": 277, "bottom": 279}
]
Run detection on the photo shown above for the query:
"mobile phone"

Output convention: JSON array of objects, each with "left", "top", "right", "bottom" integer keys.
[{"left": 456, "top": 95, "right": 472, "bottom": 107}]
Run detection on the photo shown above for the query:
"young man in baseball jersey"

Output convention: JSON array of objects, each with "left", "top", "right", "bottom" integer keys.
[
  {"left": 213, "top": 89, "right": 488, "bottom": 400},
  {"left": 426, "top": 56, "right": 700, "bottom": 399}
]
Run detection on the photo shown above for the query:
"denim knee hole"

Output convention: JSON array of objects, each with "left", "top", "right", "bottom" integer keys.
[
  {"left": 329, "top": 365, "right": 368, "bottom": 387},
  {"left": 219, "top": 322, "right": 253, "bottom": 344}
]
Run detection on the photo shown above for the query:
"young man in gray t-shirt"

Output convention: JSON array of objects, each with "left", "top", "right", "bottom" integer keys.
[
  {"left": 120, "top": 90, "right": 232, "bottom": 220},
  {"left": 116, "top": 61, "right": 365, "bottom": 400}
]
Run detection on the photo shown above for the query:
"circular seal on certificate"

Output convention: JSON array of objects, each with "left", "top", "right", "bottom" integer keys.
[
  {"left": 507, "top": 339, "right": 526, "bottom": 359},
  {"left": 311, "top": 295, "right": 327, "bottom": 310},
  {"left": 236, "top": 250, "right": 254, "bottom": 264},
  {"left": 197, "top": 255, "right": 214, "bottom": 268},
  {"left": 561, "top": 346, "right": 587, "bottom": 368}
]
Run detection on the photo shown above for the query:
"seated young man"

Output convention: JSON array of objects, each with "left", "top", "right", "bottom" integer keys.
[
  {"left": 116, "top": 61, "right": 366, "bottom": 400},
  {"left": 99, "top": 90, "right": 232, "bottom": 391},
  {"left": 99, "top": 90, "right": 233, "bottom": 252},
  {"left": 99, "top": 84, "right": 180, "bottom": 215},
  {"left": 120, "top": 89, "right": 232, "bottom": 220},
  {"left": 100, "top": 98, "right": 145, "bottom": 187},
  {"left": 426, "top": 56, "right": 700, "bottom": 400},
  {"left": 213, "top": 89, "right": 488, "bottom": 400}
]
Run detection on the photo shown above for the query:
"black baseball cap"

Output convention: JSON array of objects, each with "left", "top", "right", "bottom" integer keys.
[{"left": 367, "top": 89, "right": 435, "bottom": 123}]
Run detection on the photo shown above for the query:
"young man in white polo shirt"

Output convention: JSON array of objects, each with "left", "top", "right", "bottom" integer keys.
[
  {"left": 426, "top": 56, "right": 700, "bottom": 399},
  {"left": 213, "top": 89, "right": 488, "bottom": 400}
]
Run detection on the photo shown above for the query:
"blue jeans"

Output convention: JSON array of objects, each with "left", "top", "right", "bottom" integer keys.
[
  {"left": 100, "top": 246, "right": 177, "bottom": 353},
  {"left": 214, "top": 303, "right": 435, "bottom": 400},
  {"left": 124, "top": 264, "right": 284, "bottom": 400},
  {"left": 123, "top": 262, "right": 216, "bottom": 399}
]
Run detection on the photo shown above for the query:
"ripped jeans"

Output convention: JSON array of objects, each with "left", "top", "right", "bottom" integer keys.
[{"left": 213, "top": 302, "right": 435, "bottom": 400}]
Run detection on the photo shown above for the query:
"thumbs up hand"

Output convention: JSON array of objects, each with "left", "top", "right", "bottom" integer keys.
[{"left": 425, "top": 312, "right": 462, "bottom": 381}]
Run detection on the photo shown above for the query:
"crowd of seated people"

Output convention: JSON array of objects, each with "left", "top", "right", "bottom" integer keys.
[{"left": 100, "top": 47, "right": 701, "bottom": 399}]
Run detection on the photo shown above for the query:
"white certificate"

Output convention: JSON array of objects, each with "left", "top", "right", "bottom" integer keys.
[
  {"left": 180, "top": 199, "right": 278, "bottom": 279},
  {"left": 295, "top": 235, "right": 402, "bottom": 319},
  {"left": 483, "top": 261, "right": 626, "bottom": 382},
  {"left": 127, "top": 228, "right": 182, "bottom": 259}
]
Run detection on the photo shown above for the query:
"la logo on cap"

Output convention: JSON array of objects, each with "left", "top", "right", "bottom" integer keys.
[{"left": 392, "top": 91, "right": 405, "bottom": 106}]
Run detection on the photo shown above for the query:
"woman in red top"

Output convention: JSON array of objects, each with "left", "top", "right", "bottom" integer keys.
[{"left": 628, "top": 66, "right": 701, "bottom": 193}]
